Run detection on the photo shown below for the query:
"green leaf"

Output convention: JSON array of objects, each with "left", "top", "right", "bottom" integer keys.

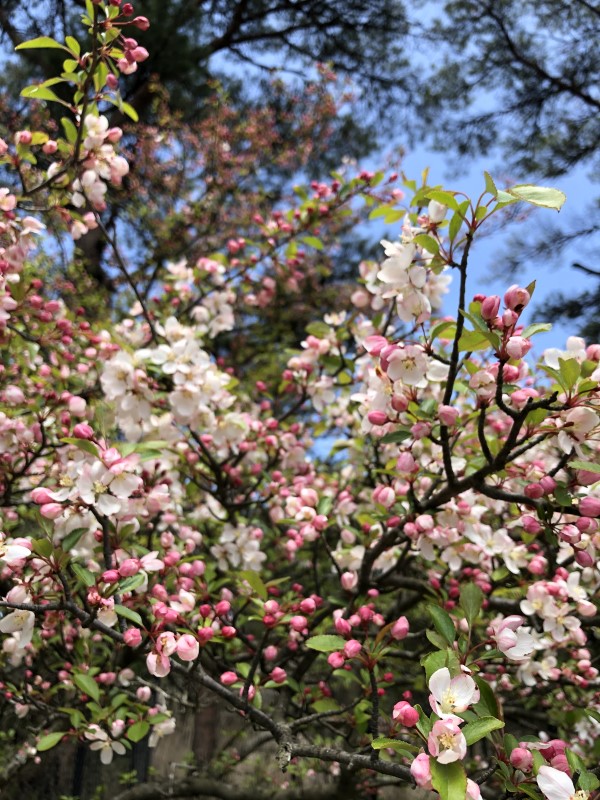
[
  {"left": 430, "top": 759, "right": 467, "bottom": 800},
  {"left": 532, "top": 750, "right": 546, "bottom": 775},
  {"left": 565, "top": 749, "right": 587, "bottom": 776},
  {"left": 16, "top": 36, "right": 68, "bottom": 51},
  {"left": 463, "top": 716, "right": 504, "bottom": 745},
  {"left": 120, "top": 101, "right": 139, "bottom": 122},
  {"left": 413, "top": 233, "right": 439, "bottom": 254},
  {"left": 61, "top": 528, "right": 88, "bottom": 552},
  {"left": 302, "top": 235, "right": 324, "bottom": 251},
  {"left": 61, "top": 117, "right": 78, "bottom": 143},
  {"left": 557, "top": 357, "right": 580, "bottom": 390},
  {"left": 127, "top": 720, "right": 149, "bottom": 743},
  {"left": 483, "top": 172, "right": 497, "bottom": 198},
  {"left": 238, "top": 570, "right": 268, "bottom": 601},
  {"left": 584, "top": 707, "right": 600, "bottom": 723},
  {"left": 427, "top": 605, "right": 455, "bottom": 645},
  {"left": 114, "top": 604, "right": 143, "bottom": 627},
  {"left": 506, "top": 184, "right": 566, "bottom": 211},
  {"left": 426, "top": 629, "right": 450, "bottom": 650},
  {"left": 520, "top": 322, "right": 552, "bottom": 338},
  {"left": 425, "top": 189, "right": 459, "bottom": 211},
  {"left": 73, "top": 673, "right": 100, "bottom": 702},
  {"left": 554, "top": 485, "right": 572, "bottom": 506},
  {"left": 460, "top": 583, "right": 483, "bottom": 627},
  {"left": 21, "top": 85, "right": 65, "bottom": 104},
  {"left": 448, "top": 200, "right": 469, "bottom": 240},
  {"left": 379, "top": 429, "right": 411, "bottom": 445},
  {"left": 458, "top": 329, "right": 492, "bottom": 352},
  {"left": 473, "top": 676, "right": 499, "bottom": 718},
  {"left": 32, "top": 538, "right": 53, "bottom": 558},
  {"left": 61, "top": 437, "right": 99, "bottom": 457},
  {"left": 65, "top": 35, "right": 81, "bottom": 55},
  {"left": 71, "top": 563, "right": 96, "bottom": 587},
  {"left": 579, "top": 773, "right": 600, "bottom": 792},
  {"left": 36, "top": 731, "right": 68, "bottom": 751},
  {"left": 495, "top": 190, "right": 519, "bottom": 207},
  {"left": 371, "top": 736, "right": 418, "bottom": 755},
  {"left": 430, "top": 320, "right": 456, "bottom": 340},
  {"left": 306, "top": 634, "right": 347, "bottom": 652},
  {"left": 421, "top": 648, "right": 460, "bottom": 682},
  {"left": 415, "top": 704, "right": 432, "bottom": 738},
  {"left": 570, "top": 461, "right": 600, "bottom": 475},
  {"left": 305, "top": 321, "right": 331, "bottom": 338},
  {"left": 503, "top": 733, "right": 519, "bottom": 757},
  {"left": 118, "top": 573, "right": 146, "bottom": 594}
]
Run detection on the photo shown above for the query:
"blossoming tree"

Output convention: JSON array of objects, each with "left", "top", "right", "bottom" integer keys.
[{"left": 0, "top": 2, "right": 599, "bottom": 800}]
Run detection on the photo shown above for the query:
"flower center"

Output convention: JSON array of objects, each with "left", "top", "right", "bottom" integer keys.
[{"left": 439, "top": 732, "right": 455, "bottom": 750}]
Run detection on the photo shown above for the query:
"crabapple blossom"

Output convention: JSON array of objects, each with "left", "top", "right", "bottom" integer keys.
[
  {"left": 427, "top": 717, "right": 467, "bottom": 763},
  {"left": 428, "top": 668, "right": 479, "bottom": 718}
]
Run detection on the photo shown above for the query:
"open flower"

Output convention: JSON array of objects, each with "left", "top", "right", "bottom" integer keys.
[
  {"left": 0, "top": 608, "right": 35, "bottom": 647},
  {"left": 490, "top": 615, "right": 535, "bottom": 660},
  {"left": 427, "top": 717, "right": 467, "bottom": 763},
  {"left": 537, "top": 766, "right": 588, "bottom": 800},
  {"left": 84, "top": 724, "right": 126, "bottom": 765},
  {"left": 428, "top": 667, "right": 479, "bottom": 718}
]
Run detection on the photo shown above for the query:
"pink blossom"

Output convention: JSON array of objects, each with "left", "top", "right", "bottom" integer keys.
[
  {"left": 176, "top": 634, "right": 199, "bottom": 662},
  {"left": 510, "top": 747, "right": 533, "bottom": 772},
  {"left": 490, "top": 615, "right": 535, "bottom": 660},
  {"left": 390, "top": 616, "right": 409, "bottom": 640},
  {"left": 427, "top": 717, "right": 467, "bottom": 763},
  {"left": 343, "top": 639, "right": 362, "bottom": 658},
  {"left": 428, "top": 667, "right": 479, "bottom": 718},
  {"left": 392, "top": 700, "right": 419, "bottom": 727},
  {"left": 410, "top": 753, "right": 432, "bottom": 788}
]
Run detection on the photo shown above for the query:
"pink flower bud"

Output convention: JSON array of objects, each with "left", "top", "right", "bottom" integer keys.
[
  {"left": 343, "top": 639, "right": 362, "bottom": 658},
  {"left": 392, "top": 700, "right": 419, "bottom": 727},
  {"left": 391, "top": 616, "right": 409, "bottom": 640},
  {"left": 522, "top": 515, "right": 542, "bottom": 534},
  {"left": 132, "top": 15, "right": 150, "bottom": 30},
  {"left": 579, "top": 496, "right": 600, "bottom": 517},
  {"left": 102, "top": 570, "right": 120, "bottom": 583},
  {"left": 438, "top": 405, "right": 459, "bottom": 426},
  {"left": 220, "top": 671, "right": 238, "bottom": 686},
  {"left": 539, "top": 476, "right": 556, "bottom": 494},
  {"left": 299, "top": 598, "right": 316, "bottom": 614},
  {"left": 73, "top": 423, "right": 94, "bottom": 439},
  {"left": 341, "top": 571, "right": 358, "bottom": 591},
  {"left": 176, "top": 634, "right": 199, "bottom": 661},
  {"left": 123, "top": 628, "right": 142, "bottom": 647},
  {"left": 481, "top": 295, "right": 501, "bottom": 321},
  {"left": 368, "top": 410, "right": 388, "bottom": 426},
  {"left": 510, "top": 747, "right": 533, "bottom": 772},
  {"left": 270, "top": 667, "right": 287, "bottom": 684},
  {"left": 119, "top": 558, "right": 140, "bottom": 577},
  {"left": 504, "top": 284, "right": 530, "bottom": 312},
  {"left": 335, "top": 616, "right": 352, "bottom": 636},
  {"left": 506, "top": 336, "right": 532, "bottom": 359},
  {"left": 31, "top": 488, "right": 54, "bottom": 504},
  {"left": 40, "top": 502, "right": 63, "bottom": 519},
  {"left": 528, "top": 555, "right": 547, "bottom": 575},
  {"left": 131, "top": 46, "right": 149, "bottom": 62},
  {"left": 327, "top": 651, "right": 345, "bottom": 669},
  {"left": 575, "top": 550, "right": 594, "bottom": 568},
  {"left": 559, "top": 524, "right": 581, "bottom": 545},
  {"left": 410, "top": 753, "right": 432, "bottom": 789},
  {"left": 136, "top": 686, "right": 151, "bottom": 701},
  {"left": 396, "top": 453, "right": 417, "bottom": 476},
  {"left": 289, "top": 615, "right": 307, "bottom": 632},
  {"left": 524, "top": 482, "right": 544, "bottom": 500}
]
